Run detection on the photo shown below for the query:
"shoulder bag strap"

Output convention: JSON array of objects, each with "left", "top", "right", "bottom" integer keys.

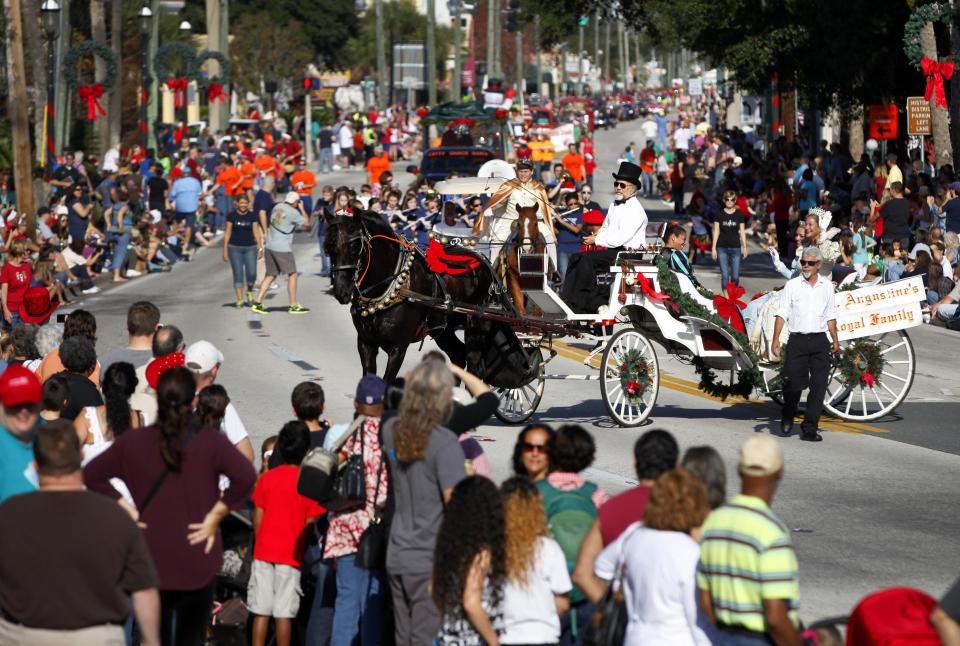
[{"left": 139, "top": 425, "right": 200, "bottom": 514}]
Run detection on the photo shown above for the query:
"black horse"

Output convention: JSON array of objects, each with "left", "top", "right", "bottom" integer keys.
[{"left": 324, "top": 210, "right": 541, "bottom": 387}]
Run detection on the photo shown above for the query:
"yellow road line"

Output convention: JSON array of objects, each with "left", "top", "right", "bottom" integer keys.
[{"left": 548, "top": 340, "right": 889, "bottom": 435}]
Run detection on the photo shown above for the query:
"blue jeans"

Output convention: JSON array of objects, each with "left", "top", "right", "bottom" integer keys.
[
  {"left": 716, "top": 631, "right": 772, "bottom": 646},
  {"left": 319, "top": 147, "right": 334, "bottom": 172},
  {"left": 557, "top": 249, "right": 577, "bottom": 279},
  {"left": 641, "top": 171, "right": 654, "bottom": 196},
  {"left": 301, "top": 196, "right": 313, "bottom": 218},
  {"left": 673, "top": 186, "right": 685, "bottom": 214},
  {"left": 306, "top": 556, "right": 336, "bottom": 646},
  {"left": 559, "top": 600, "right": 595, "bottom": 646},
  {"left": 108, "top": 230, "right": 132, "bottom": 273},
  {"left": 317, "top": 235, "right": 330, "bottom": 274},
  {"left": 717, "top": 246, "right": 742, "bottom": 289},
  {"left": 227, "top": 245, "right": 258, "bottom": 290},
  {"left": 330, "top": 555, "right": 386, "bottom": 646}
]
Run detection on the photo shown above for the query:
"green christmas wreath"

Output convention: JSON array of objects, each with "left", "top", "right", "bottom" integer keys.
[
  {"left": 194, "top": 50, "right": 231, "bottom": 87},
  {"left": 62, "top": 40, "right": 119, "bottom": 90},
  {"left": 838, "top": 340, "right": 884, "bottom": 388},
  {"left": 153, "top": 42, "right": 197, "bottom": 81},
  {"left": 624, "top": 257, "right": 764, "bottom": 400},
  {"left": 618, "top": 349, "right": 652, "bottom": 405},
  {"left": 903, "top": 2, "right": 960, "bottom": 68}
]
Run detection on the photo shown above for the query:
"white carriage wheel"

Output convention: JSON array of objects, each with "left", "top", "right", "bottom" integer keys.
[
  {"left": 822, "top": 330, "right": 915, "bottom": 422},
  {"left": 493, "top": 349, "right": 546, "bottom": 424},
  {"left": 600, "top": 328, "right": 660, "bottom": 427}
]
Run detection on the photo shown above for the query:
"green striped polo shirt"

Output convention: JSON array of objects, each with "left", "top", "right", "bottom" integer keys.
[{"left": 696, "top": 494, "right": 799, "bottom": 633}]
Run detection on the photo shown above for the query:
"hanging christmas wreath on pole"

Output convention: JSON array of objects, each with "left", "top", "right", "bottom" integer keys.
[
  {"left": 618, "top": 349, "right": 652, "bottom": 404},
  {"left": 903, "top": 2, "right": 960, "bottom": 109},
  {"left": 838, "top": 340, "right": 884, "bottom": 388},
  {"left": 194, "top": 50, "right": 231, "bottom": 104},
  {"left": 154, "top": 42, "right": 197, "bottom": 109},
  {"left": 62, "top": 40, "right": 119, "bottom": 122}
]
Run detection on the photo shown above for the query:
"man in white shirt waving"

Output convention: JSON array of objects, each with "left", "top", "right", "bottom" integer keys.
[
  {"left": 771, "top": 246, "right": 840, "bottom": 442},
  {"left": 561, "top": 162, "right": 649, "bottom": 313}
]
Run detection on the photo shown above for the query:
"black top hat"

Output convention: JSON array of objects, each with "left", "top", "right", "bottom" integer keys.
[{"left": 612, "top": 161, "right": 643, "bottom": 186}]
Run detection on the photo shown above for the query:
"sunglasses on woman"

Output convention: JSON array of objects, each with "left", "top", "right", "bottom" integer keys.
[{"left": 522, "top": 442, "right": 548, "bottom": 454}]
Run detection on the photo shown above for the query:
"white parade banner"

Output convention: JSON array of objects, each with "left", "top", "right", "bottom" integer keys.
[
  {"left": 834, "top": 276, "right": 925, "bottom": 340},
  {"left": 549, "top": 123, "right": 576, "bottom": 153}
]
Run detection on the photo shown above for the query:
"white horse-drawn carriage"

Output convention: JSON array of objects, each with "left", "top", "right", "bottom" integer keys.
[{"left": 433, "top": 177, "right": 921, "bottom": 427}]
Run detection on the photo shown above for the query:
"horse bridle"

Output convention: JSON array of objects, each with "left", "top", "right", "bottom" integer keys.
[{"left": 330, "top": 218, "right": 415, "bottom": 315}]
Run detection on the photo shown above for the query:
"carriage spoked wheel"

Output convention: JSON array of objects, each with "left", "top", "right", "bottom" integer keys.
[
  {"left": 493, "top": 349, "right": 546, "bottom": 425},
  {"left": 600, "top": 328, "right": 660, "bottom": 427},
  {"left": 822, "top": 330, "right": 915, "bottom": 422}
]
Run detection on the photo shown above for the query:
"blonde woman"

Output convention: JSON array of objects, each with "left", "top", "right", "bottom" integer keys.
[
  {"left": 381, "top": 357, "right": 467, "bottom": 645},
  {"left": 499, "top": 476, "right": 571, "bottom": 645}
]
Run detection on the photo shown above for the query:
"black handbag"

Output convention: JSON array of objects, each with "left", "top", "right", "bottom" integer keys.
[
  {"left": 355, "top": 453, "right": 389, "bottom": 570},
  {"left": 326, "top": 422, "right": 367, "bottom": 513},
  {"left": 583, "top": 526, "right": 637, "bottom": 646},
  {"left": 298, "top": 416, "right": 366, "bottom": 508}
]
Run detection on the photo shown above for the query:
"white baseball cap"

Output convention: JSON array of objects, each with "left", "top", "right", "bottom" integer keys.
[
  {"left": 738, "top": 435, "right": 784, "bottom": 477},
  {"left": 184, "top": 340, "right": 225, "bottom": 374},
  {"left": 284, "top": 191, "right": 301, "bottom": 205}
]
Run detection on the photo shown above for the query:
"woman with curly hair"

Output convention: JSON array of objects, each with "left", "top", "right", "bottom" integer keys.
[
  {"left": 75, "top": 361, "right": 143, "bottom": 460},
  {"left": 511, "top": 423, "right": 554, "bottom": 481},
  {"left": 594, "top": 469, "right": 712, "bottom": 645},
  {"left": 382, "top": 357, "right": 467, "bottom": 645},
  {"left": 432, "top": 476, "right": 505, "bottom": 645},
  {"left": 499, "top": 477, "right": 571, "bottom": 645}
]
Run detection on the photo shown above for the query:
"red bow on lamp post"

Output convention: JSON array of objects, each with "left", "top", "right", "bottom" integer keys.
[
  {"left": 712, "top": 283, "right": 747, "bottom": 334},
  {"left": 77, "top": 84, "right": 107, "bottom": 121},
  {"left": 921, "top": 56, "right": 954, "bottom": 109},
  {"left": 166, "top": 77, "right": 189, "bottom": 108},
  {"left": 207, "top": 83, "right": 226, "bottom": 104}
]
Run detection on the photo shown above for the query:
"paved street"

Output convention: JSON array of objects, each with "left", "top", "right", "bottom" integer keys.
[{"left": 73, "top": 118, "right": 959, "bottom": 625}]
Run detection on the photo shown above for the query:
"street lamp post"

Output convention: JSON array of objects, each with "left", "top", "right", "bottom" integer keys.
[
  {"left": 138, "top": 5, "right": 153, "bottom": 151},
  {"left": 41, "top": 0, "right": 60, "bottom": 175},
  {"left": 448, "top": 0, "right": 462, "bottom": 103},
  {"left": 178, "top": 20, "right": 191, "bottom": 126}
]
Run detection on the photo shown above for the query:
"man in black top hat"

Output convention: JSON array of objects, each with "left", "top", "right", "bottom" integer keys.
[{"left": 560, "top": 161, "right": 650, "bottom": 314}]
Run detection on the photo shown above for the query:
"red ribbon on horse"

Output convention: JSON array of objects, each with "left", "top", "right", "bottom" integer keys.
[
  {"left": 425, "top": 240, "right": 481, "bottom": 275},
  {"left": 922, "top": 56, "right": 954, "bottom": 109},
  {"left": 77, "top": 84, "right": 106, "bottom": 122},
  {"left": 712, "top": 283, "right": 747, "bottom": 334},
  {"left": 207, "top": 82, "right": 226, "bottom": 104},
  {"left": 166, "top": 77, "right": 189, "bottom": 108}
]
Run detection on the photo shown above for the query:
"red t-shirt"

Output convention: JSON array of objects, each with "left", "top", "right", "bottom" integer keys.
[
  {"left": 1, "top": 261, "right": 32, "bottom": 314},
  {"left": 585, "top": 159, "right": 597, "bottom": 177},
  {"left": 252, "top": 465, "right": 325, "bottom": 567},
  {"left": 598, "top": 485, "right": 651, "bottom": 546}
]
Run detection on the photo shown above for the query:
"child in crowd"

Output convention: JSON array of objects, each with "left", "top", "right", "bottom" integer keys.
[
  {"left": 250, "top": 422, "right": 325, "bottom": 646},
  {"left": 259, "top": 435, "right": 278, "bottom": 476},
  {"left": 0, "top": 238, "right": 33, "bottom": 329}
]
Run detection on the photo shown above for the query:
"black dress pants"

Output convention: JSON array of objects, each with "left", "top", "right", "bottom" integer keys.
[
  {"left": 781, "top": 332, "right": 831, "bottom": 432},
  {"left": 560, "top": 247, "right": 623, "bottom": 313},
  {"left": 160, "top": 583, "right": 215, "bottom": 646}
]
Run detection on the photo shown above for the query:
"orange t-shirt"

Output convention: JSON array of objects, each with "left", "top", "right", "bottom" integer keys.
[
  {"left": 254, "top": 154, "right": 276, "bottom": 176},
  {"left": 218, "top": 166, "right": 244, "bottom": 196},
  {"left": 291, "top": 169, "right": 316, "bottom": 196},
  {"left": 563, "top": 153, "right": 585, "bottom": 182},
  {"left": 367, "top": 155, "right": 391, "bottom": 186},
  {"left": 240, "top": 161, "right": 256, "bottom": 189},
  {"left": 36, "top": 349, "right": 101, "bottom": 385}
]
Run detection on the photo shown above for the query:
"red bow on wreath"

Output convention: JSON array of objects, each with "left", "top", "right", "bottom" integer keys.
[
  {"left": 166, "top": 77, "right": 189, "bottom": 108},
  {"left": 625, "top": 380, "right": 643, "bottom": 396},
  {"left": 77, "top": 84, "right": 106, "bottom": 122},
  {"left": 712, "top": 283, "right": 747, "bottom": 334},
  {"left": 207, "top": 83, "right": 226, "bottom": 104},
  {"left": 921, "top": 56, "right": 954, "bottom": 109},
  {"left": 861, "top": 373, "right": 877, "bottom": 388}
]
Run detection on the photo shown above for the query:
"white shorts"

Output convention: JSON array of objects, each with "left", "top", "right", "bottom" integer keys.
[{"left": 247, "top": 560, "right": 303, "bottom": 619}]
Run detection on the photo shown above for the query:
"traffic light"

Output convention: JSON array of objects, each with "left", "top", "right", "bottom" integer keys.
[{"left": 302, "top": 78, "right": 320, "bottom": 90}]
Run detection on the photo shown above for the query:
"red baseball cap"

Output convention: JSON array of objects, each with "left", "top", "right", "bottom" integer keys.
[
  {"left": 582, "top": 209, "right": 605, "bottom": 225},
  {"left": 0, "top": 365, "right": 42, "bottom": 408}
]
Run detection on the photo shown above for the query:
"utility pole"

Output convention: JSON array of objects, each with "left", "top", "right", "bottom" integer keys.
[
  {"left": 148, "top": 0, "right": 160, "bottom": 149},
  {"left": 534, "top": 14, "right": 542, "bottom": 97},
  {"left": 426, "top": 0, "right": 437, "bottom": 104},
  {"left": 618, "top": 21, "right": 626, "bottom": 90},
  {"left": 516, "top": 29, "right": 523, "bottom": 110},
  {"left": 220, "top": 0, "right": 229, "bottom": 118},
  {"left": 492, "top": 0, "right": 501, "bottom": 77},
  {"left": 4, "top": 0, "right": 36, "bottom": 229},
  {"left": 577, "top": 17, "right": 584, "bottom": 96},
  {"left": 449, "top": 0, "right": 462, "bottom": 102},
  {"left": 486, "top": 0, "right": 495, "bottom": 84},
  {"left": 593, "top": 11, "right": 599, "bottom": 77},
  {"left": 604, "top": 19, "right": 611, "bottom": 84},
  {"left": 376, "top": 0, "right": 387, "bottom": 108},
  {"left": 623, "top": 27, "right": 630, "bottom": 90},
  {"left": 304, "top": 87, "right": 312, "bottom": 165}
]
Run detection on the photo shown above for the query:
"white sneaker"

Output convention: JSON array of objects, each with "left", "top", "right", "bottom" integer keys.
[
  {"left": 82, "top": 286, "right": 100, "bottom": 294},
  {"left": 269, "top": 282, "right": 280, "bottom": 290},
  {"left": 125, "top": 269, "right": 143, "bottom": 277}
]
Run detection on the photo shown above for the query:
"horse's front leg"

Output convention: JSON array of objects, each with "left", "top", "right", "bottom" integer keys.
[
  {"left": 383, "top": 344, "right": 410, "bottom": 384},
  {"left": 357, "top": 336, "right": 379, "bottom": 377}
]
